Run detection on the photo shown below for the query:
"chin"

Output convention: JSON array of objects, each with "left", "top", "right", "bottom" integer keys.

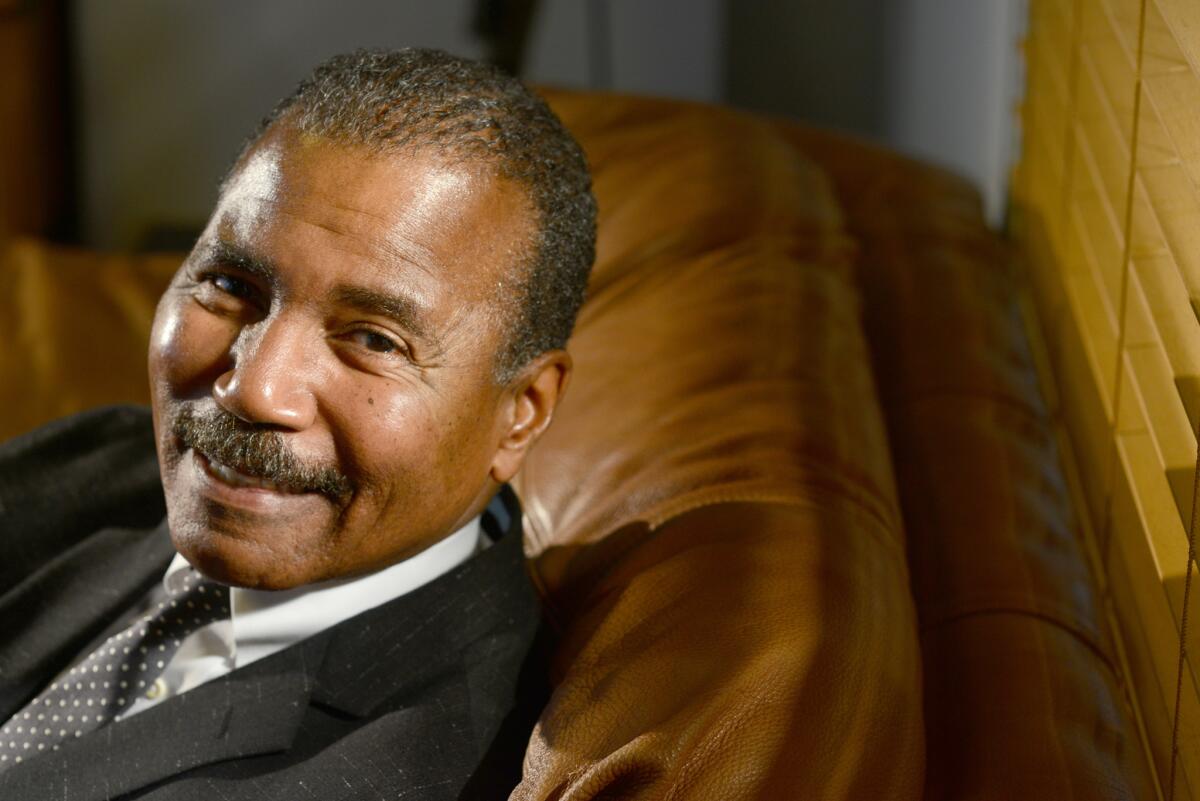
[
  {"left": 167, "top": 513, "right": 316, "bottom": 590},
  {"left": 161, "top": 448, "right": 343, "bottom": 588}
]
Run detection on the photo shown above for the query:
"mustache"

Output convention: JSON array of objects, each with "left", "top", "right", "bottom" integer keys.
[{"left": 172, "top": 406, "right": 353, "bottom": 500}]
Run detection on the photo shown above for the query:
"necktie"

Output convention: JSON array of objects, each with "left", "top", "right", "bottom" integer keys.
[{"left": 0, "top": 568, "right": 229, "bottom": 770}]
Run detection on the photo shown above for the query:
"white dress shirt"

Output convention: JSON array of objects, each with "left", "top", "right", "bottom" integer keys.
[{"left": 116, "top": 516, "right": 486, "bottom": 721}]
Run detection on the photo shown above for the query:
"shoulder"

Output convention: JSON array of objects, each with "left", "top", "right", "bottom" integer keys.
[
  {"left": 0, "top": 406, "right": 165, "bottom": 585},
  {"left": 0, "top": 405, "right": 157, "bottom": 473}
]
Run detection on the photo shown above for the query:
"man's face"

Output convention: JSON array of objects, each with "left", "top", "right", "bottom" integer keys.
[{"left": 149, "top": 124, "right": 559, "bottom": 590}]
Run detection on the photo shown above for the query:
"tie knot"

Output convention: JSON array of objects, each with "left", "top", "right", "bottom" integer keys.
[
  {"left": 167, "top": 566, "right": 228, "bottom": 602},
  {"left": 159, "top": 568, "right": 229, "bottom": 626}
]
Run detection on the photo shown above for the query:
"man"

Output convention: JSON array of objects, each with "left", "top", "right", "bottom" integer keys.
[{"left": 0, "top": 47, "right": 596, "bottom": 800}]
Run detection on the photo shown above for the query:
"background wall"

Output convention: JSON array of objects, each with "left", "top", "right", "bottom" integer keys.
[
  {"left": 72, "top": 0, "right": 723, "bottom": 249},
  {"left": 71, "top": 0, "right": 1021, "bottom": 249},
  {"left": 726, "top": 0, "right": 1027, "bottom": 226},
  {"left": 881, "top": 0, "right": 1028, "bottom": 225},
  {"left": 727, "top": 0, "right": 888, "bottom": 139}
]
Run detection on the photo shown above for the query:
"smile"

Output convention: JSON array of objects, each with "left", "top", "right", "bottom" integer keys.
[{"left": 196, "top": 451, "right": 308, "bottom": 495}]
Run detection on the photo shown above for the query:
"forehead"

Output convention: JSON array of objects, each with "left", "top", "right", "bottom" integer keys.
[{"left": 214, "top": 125, "right": 535, "bottom": 309}]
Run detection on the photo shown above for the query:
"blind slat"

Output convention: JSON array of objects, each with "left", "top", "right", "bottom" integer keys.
[
  {"left": 1142, "top": 0, "right": 1188, "bottom": 76},
  {"left": 1156, "top": 0, "right": 1200, "bottom": 89},
  {"left": 1135, "top": 164, "right": 1200, "bottom": 315}
]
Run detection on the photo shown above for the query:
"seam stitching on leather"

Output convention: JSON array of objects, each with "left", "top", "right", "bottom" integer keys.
[
  {"left": 642, "top": 485, "right": 907, "bottom": 561},
  {"left": 919, "top": 605, "right": 1119, "bottom": 680}
]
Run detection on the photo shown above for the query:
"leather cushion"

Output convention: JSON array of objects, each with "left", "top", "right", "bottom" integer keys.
[{"left": 789, "top": 126, "right": 1157, "bottom": 800}]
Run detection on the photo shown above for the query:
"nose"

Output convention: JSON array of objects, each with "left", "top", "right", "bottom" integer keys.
[{"left": 213, "top": 313, "right": 318, "bottom": 430}]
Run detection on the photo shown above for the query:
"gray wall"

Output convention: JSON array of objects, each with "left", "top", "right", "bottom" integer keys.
[
  {"left": 727, "top": 1, "right": 887, "bottom": 137},
  {"left": 73, "top": 2, "right": 1021, "bottom": 248},
  {"left": 882, "top": 0, "right": 1027, "bottom": 225},
  {"left": 73, "top": 0, "right": 723, "bottom": 250},
  {"left": 727, "top": 0, "right": 1025, "bottom": 227},
  {"left": 74, "top": 1, "right": 482, "bottom": 249}
]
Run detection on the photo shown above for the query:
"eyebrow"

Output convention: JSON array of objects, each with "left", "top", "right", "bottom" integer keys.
[
  {"left": 206, "top": 238, "right": 439, "bottom": 347},
  {"left": 332, "top": 284, "right": 436, "bottom": 346},
  {"left": 206, "top": 240, "right": 279, "bottom": 287}
]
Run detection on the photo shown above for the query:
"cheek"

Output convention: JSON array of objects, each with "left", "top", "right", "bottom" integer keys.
[
  {"left": 344, "top": 379, "right": 495, "bottom": 496},
  {"left": 350, "top": 387, "right": 448, "bottom": 476},
  {"left": 149, "top": 294, "right": 237, "bottom": 397}
]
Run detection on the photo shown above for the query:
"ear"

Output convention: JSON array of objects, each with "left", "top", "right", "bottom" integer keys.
[{"left": 490, "top": 349, "right": 572, "bottom": 484}]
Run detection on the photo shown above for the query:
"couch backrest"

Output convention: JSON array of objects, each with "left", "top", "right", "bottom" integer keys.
[
  {"left": 0, "top": 240, "right": 177, "bottom": 438},
  {"left": 788, "top": 125, "right": 1158, "bottom": 799}
]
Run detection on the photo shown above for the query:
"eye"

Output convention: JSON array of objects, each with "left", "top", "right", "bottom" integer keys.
[
  {"left": 189, "top": 268, "right": 264, "bottom": 315},
  {"left": 205, "top": 272, "right": 255, "bottom": 299},
  {"left": 347, "top": 329, "right": 408, "bottom": 356}
]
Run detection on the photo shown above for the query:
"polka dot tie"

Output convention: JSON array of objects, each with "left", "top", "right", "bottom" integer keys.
[{"left": 0, "top": 568, "right": 229, "bottom": 770}]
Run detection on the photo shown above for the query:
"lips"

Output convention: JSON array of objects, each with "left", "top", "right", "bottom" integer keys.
[{"left": 196, "top": 451, "right": 308, "bottom": 495}]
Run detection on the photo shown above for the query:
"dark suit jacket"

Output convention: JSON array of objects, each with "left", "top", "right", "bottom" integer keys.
[{"left": 0, "top": 406, "right": 546, "bottom": 800}]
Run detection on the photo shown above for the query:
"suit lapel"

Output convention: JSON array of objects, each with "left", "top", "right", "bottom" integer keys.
[
  {"left": 0, "top": 406, "right": 167, "bottom": 723},
  {"left": 0, "top": 485, "right": 536, "bottom": 800},
  {"left": 311, "top": 485, "right": 534, "bottom": 720},
  {"left": 0, "top": 521, "right": 174, "bottom": 722},
  {"left": 0, "top": 635, "right": 327, "bottom": 801}
]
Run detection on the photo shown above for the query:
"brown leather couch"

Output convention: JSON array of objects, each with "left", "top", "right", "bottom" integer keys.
[{"left": 0, "top": 90, "right": 1156, "bottom": 799}]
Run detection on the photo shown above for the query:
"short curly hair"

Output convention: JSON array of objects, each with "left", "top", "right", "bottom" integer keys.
[{"left": 237, "top": 48, "right": 597, "bottom": 382}]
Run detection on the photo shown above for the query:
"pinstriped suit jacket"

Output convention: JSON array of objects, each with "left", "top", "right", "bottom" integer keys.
[{"left": 0, "top": 406, "right": 545, "bottom": 801}]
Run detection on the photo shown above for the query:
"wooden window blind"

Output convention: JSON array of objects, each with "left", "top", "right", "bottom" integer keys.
[{"left": 1014, "top": 0, "right": 1200, "bottom": 798}]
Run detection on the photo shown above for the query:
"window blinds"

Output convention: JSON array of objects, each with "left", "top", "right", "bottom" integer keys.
[{"left": 1015, "top": 0, "right": 1200, "bottom": 798}]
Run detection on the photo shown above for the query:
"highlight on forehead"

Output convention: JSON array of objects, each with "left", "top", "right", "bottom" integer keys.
[{"left": 221, "top": 129, "right": 539, "bottom": 297}]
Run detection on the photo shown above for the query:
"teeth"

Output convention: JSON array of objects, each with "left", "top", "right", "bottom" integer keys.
[{"left": 205, "top": 456, "right": 290, "bottom": 492}]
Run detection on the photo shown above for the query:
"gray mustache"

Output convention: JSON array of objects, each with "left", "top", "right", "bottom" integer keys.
[{"left": 173, "top": 406, "right": 353, "bottom": 500}]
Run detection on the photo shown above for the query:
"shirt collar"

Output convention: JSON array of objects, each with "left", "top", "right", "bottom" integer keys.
[{"left": 162, "top": 516, "right": 485, "bottom": 668}]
